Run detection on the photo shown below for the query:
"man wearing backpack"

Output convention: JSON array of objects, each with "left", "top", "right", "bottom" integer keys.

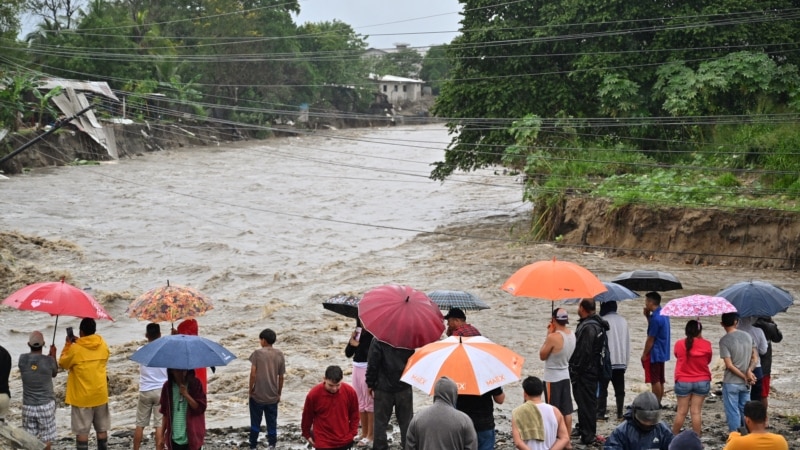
[{"left": 569, "top": 299, "right": 610, "bottom": 446}]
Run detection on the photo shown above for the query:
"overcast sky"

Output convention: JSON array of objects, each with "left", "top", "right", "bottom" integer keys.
[{"left": 293, "top": 0, "right": 463, "bottom": 49}]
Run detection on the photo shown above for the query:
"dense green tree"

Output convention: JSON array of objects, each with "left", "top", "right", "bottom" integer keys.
[
  {"left": 297, "top": 20, "right": 369, "bottom": 110},
  {"left": 368, "top": 48, "right": 423, "bottom": 79},
  {"left": 0, "top": 0, "right": 22, "bottom": 38},
  {"left": 419, "top": 45, "right": 451, "bottom": 95},
  {"left": 431, "top": 0, "right": 800, "bottom": 179}
]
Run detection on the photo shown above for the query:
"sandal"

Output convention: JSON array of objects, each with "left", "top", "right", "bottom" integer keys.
[{"left": 356, "top": 438, "right": 372, "bottom": 447}]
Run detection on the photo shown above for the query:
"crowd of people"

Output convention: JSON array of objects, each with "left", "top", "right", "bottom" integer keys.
[{"left": 0, "top": 294, "right": 791, "bottom": 450}]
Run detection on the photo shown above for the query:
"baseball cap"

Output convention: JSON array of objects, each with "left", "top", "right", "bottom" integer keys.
[
  {"left": 28, "top": 331, "right": 45, "bottom": 348},
  {"left": 444, "top": 307, "right": 466, "bottom": 320},
  {"left": 552, "top": 308, "right": 568, "bottom": 323}
]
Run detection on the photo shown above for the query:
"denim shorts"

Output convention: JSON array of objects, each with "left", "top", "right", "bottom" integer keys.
[{"left": 674, "top": 380, "right": 711, "bottom": 397}]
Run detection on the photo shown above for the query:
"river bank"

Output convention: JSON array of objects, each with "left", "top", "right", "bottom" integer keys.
[{"left": 1, "top": 125, "right": 798, "bottom": 449}]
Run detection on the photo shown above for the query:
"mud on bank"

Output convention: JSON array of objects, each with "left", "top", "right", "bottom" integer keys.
[{"left": 556, "top": 198, "right": 800, "bottom": 269}]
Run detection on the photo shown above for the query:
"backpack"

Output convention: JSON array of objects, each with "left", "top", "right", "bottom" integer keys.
[{"left": 599, "top": 330, "right": 613, "bottom": 382}]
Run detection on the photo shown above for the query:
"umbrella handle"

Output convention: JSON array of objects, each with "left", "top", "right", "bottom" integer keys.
[{"left": 52, "top": 315, "right": 60, "bottom": 347}]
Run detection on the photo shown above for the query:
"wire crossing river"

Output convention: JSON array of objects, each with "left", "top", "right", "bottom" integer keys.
[{"left": 1, "top": 124, "right": 799, "bottom": 449}]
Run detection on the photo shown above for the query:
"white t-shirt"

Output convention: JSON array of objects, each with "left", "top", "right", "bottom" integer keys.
[{"left": 138, "top": 345, "right": 168, "bottom": 391}]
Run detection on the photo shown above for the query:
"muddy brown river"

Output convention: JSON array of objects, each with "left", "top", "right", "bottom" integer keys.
[{"left": 1, "top": 124, "right": 798, "bottom": 448}]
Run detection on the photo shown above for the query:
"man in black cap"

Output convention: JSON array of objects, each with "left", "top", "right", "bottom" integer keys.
[{"left": 444, "top": 308, "right": 481, "bottom": 337}]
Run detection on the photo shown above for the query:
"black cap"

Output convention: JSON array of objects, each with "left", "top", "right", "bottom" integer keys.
[{"left": 444, "top": 307, "right": 466, "bottom": 320}]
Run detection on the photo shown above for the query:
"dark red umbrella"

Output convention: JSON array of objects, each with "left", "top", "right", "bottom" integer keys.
[
  {"left": 2, "top": 277, "right": 113, "bottom": 344},
  {"left": 358, "top": 284, "right": 444, "bottom": 349}
]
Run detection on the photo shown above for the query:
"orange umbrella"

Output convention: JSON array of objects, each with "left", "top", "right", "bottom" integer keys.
[
  {"left": 501, "top": 257, "right": 607, "bottom": 300},
  {"left": 400, "top": 336, "right": 524, "bottom": 395}
]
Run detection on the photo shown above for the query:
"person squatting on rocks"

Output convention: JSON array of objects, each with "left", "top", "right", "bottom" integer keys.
[
  {"left": 59, "top": 318, "right": 111, "bottom": 450},
  {"left": 406, "top": 376, "right": 477, "bottom": 450},
  {"left": 568, "top": 299, "right": 609, "bottom": 446},
  {"left": 511, "top": 376, "right": 570, "bottom": 450},
  {"left": 345, "top": 319, "right": 375, "bottom": 448},
  {"left": 598, "top": 301, "right": 630, "bottom": 421},
  {"left": 538, "top": 308, "right": 575, "bottom": 438},
  {"left": 134, "top": 323, "right": 168, "bottom": 450},
  {"left": 641, "top": 292, "right": 670, "bottom": 407},
  {"left": 19, "top": 331, "right": 58, "bottom": 450},
  {"left": 723, "top": 400, "right": 788, "bottom": 450},
  {"left": 160, "top": 368, "right": 206, "bottom": 450},
  {"left": 301, "top": 365, "right": 359, "bottom": 450},
  {"left": 605, "top": 392, "right": 673, "bottom": 450},
  {"left": 366, "top": 340, "right": 414, "bottom": 450},
  {"left": 248, "top": 328, "right": 285, "bottom": 450},
  {"left": 671, "top": 320, "right": 712, "bottom": 436}
]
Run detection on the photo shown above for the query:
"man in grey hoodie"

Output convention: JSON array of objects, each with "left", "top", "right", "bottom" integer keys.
[{"left": 405, "top": 377, "right": 477, "bottom": 450}]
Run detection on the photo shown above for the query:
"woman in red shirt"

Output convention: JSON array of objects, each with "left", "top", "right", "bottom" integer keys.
[{"left": 672, "top": 320, "right": 713, "bottom": 436}]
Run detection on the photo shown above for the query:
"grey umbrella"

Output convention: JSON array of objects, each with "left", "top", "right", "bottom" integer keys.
[{"left": 717, "top": 281, "right": 794, "bottom": 317}]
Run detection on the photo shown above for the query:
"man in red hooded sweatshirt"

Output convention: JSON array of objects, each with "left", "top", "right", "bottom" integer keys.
[{"left": 175, "top": 319, "right": 208, "bottom": 393}]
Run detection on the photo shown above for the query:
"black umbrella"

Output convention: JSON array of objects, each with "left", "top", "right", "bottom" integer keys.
[
  {"left": 717, "top": 281, "right": 794, "bottom": 317},
  {"left": 321, "top": 294, "right": 360, "bottom": 319},
  {"left": 610, "top": 270, "right": 683, "bottom": 292}
]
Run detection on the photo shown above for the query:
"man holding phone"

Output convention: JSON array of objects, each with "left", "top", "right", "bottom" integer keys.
[{"left": 59, "top": 318, "right": 110, "bottom": 450}]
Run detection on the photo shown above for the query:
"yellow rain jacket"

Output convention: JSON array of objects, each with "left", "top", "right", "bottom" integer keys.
[{"left": 59, "top": 334, "right": 110, "bottom": 407}]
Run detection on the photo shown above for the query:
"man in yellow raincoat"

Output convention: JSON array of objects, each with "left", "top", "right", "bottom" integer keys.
[{"left": 59, "top": 318, "right": 110, "bottom": 450}]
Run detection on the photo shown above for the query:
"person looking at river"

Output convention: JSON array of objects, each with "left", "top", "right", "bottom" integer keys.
[{"left": 671, "top": 320, "right": 712, "bottom": 436}]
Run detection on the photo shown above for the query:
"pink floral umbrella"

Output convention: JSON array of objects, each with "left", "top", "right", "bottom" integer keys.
[{"left": 660, "top": 294, "right": 737, "bottom": 317}]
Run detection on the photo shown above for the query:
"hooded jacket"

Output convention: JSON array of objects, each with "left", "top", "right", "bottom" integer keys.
[
  {"left": 365, "top": 340, "right": 414, "bottom": 393},
  {"left": 605, "top": 407, "right": 673, "bottom": 450},
  {"left": 569, "top": 314, "right": 610, "bottom": 381},
  {"left": 405, "top": 377, "right": 477, "bottom": 450},
  {"left": 160, "top": 371, "right": 207, "bottom": 450},
  {"left": 58, "top": 334, "right": 110, "bottom": 407}
]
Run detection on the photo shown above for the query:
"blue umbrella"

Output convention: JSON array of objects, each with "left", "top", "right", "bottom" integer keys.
[
  {"left": 716, "top": 281, "right": 794, "bottom": 317},
  {"left": 130, "top": 334, "right": 236, "bottom": 369},
  {"left": 563, "top": 282, "right": 639, "bottom": 305}
]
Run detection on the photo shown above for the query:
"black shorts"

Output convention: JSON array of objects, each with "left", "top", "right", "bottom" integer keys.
[{"left": 544, "top": 379, "right": 573, "bottom": 415}]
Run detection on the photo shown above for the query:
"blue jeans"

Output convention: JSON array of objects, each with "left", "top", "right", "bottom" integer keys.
[
  {"left": 249, "top": 397, "right": 278, "bottom": 448},
  {"left": 722, "top": 383, "right": 750, "bottom": 431},
  {"left": 476, "top": 429, "right": 495, "bottom": 450}
]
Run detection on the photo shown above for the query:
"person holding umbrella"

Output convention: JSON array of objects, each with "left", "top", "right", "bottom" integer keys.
[
  {"left": 539, "top": 308, "right": 575, "bottom": 438},
  {"left": 159, "top": 368, "right": 206, "bottom": 450},
  {"left": 59, "top": 318, "right": 110, "bottom": 450},
  {"left": 134, "top": 324, "right": 168, "bottom": 450},
  {"left": 345, "top": 319, "right": 374, "bottom": 448},
  {"left": 753, "top": 317, "right": 782, "bottom": 412}
]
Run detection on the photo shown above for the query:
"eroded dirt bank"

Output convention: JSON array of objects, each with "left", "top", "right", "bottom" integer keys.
[{"left": 557, "top": 198, "right": 800, "bottom": 269}]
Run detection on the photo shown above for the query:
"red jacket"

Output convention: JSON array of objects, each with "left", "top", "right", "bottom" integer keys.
[
  {"left": 301, "top": 382, "right": 359, "bottom": 448},
  {"left": 159, "top": 374, "right": 207, "bottom": 450}
]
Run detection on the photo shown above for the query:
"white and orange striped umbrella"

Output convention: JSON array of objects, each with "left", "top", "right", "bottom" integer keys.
[{"left": 400, "top": 336, "right": 524, "bottom": 395}]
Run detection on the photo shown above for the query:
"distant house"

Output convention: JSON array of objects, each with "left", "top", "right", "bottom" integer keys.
[{"left": 369, "top": 74, "right": 425, "bottom": 103}]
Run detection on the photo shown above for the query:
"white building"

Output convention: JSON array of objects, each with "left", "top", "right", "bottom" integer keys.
[{"left": 370, "top": 74, "right": 426, "bottom": 103}]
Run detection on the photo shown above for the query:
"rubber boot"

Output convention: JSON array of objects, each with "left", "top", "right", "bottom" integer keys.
[
  {"left": 97, "top": 438, "right": 108, "bottom": 450},
  {"left": 597, "top": 397, "right": 608, "bottom": 420},
  {"left": 616, "top": 396, "right": 625, "bottom": 419}
]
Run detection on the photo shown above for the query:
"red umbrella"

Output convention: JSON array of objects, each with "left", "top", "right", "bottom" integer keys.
[
  {"left": 358, "top": 284, "right": 444, "bottom": 350},
  {"left": 2, "top": 277, "right": 114, "bottom": 344}
]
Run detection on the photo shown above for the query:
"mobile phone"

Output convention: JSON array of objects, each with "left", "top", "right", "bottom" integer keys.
[
  {"left": 354, "top": 327, "right": 362, "bottom": 341},
  {"left": 66, "top": 327, "right": 75, "bottom": 341}
]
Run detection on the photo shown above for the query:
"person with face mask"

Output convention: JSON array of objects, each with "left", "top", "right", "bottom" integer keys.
[{"left": 604, "top": 392, "right": 673, "bottom": 450}]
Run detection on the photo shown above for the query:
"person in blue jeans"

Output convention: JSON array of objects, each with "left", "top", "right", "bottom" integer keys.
[
  {"left": 248, "top": 329, "right": 285, "bottom": 450},
  {"left": 456, "top": 387, "right": 505, "bottom": 450},
  {"left": 718, "top": 313, "right": 757, "bottom": 432}
]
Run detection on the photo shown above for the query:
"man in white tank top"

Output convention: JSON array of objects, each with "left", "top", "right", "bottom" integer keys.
[
  {"left": 511, "top": 376, "right": 570, "bottom": 450},
  {"left": 539, "top": 308, "right": 576, "bottom": 438}
]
